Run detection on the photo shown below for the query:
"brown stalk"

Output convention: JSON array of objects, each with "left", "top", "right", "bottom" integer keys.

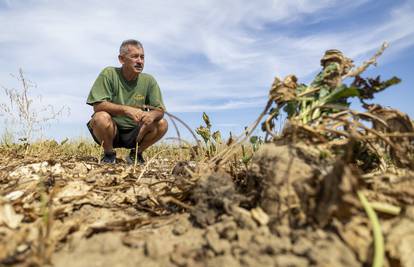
[
  {"left": 343, "top": 42, "right": 388, "bottom": 78},
  {"left": 136, "top": 149, "right": 167, "bottom": 183},
  {"left": 210, "top": 99, "right": 272, "bottom": 166}
]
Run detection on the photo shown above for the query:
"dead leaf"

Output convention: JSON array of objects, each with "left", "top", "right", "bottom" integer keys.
[
  {"left": 4, "top": 191, "right": 25, "bottom": 201},
  {"left": 56, "top": 181, "right": 91, "bottom": 202},
  {"left": 250, "top": 207, "right": 269, "bottom": 226},
  {"left": 0, "top": 204, "right": 24, "bottom": 229}
]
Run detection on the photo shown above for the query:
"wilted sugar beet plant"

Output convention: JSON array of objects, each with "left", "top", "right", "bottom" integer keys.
[{"left": 263, "top": 43, "right": 401, "bottom": 133}]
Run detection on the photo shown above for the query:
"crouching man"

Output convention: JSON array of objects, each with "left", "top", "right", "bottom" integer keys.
[{"left": 86, "top": 39, "right": 168, "bottom": 164}]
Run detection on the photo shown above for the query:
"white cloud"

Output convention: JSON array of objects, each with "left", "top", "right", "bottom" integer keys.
[{"left": 166, "top": 98, "right": 265, "bottom": 113}]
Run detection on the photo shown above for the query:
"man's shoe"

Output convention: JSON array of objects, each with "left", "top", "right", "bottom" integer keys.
[
  {"left": 101, "top": 151, "right": 116, "bottom": 164},
  {"left": 126, "top": 149, "right": 145, "bottom": 165}
]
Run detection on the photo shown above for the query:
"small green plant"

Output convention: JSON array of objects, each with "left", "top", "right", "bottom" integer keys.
[
  {"left": 195, "top": 112, "right": 223, "bottom": 158},
  {"left": 240, "top": 134, "right": 263, "bottom": 168},
  {"left": 249, "top": 135, "right": 262, "bottom": 153},
  {"left": 241, "top": 144, "right": 250, "bottom": 167}
]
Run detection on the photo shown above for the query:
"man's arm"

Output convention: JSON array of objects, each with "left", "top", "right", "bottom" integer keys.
[{"left": 93, "top": 101, "right": 145, "bottom": 123}]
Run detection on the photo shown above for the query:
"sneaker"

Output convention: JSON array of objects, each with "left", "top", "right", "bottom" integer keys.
[
  {"left": 126, "top": 149, "right": 145, "bottom": 165},
  {"left": 101, "top": 151, "right": 116, "bottom": 164}
]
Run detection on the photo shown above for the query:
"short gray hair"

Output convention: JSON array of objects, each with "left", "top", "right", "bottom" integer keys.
[{"left": 119, "top": 39, "right": 143, "bottom": 55}]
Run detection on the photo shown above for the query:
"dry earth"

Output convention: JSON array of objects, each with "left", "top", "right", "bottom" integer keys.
[{"left": 1, "top": 142, "right": 414, "bottom": 267}]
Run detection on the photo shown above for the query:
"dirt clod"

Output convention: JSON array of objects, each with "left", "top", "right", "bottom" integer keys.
[{"left": 189, "top": 171, "right": 243, "bottom": 227}]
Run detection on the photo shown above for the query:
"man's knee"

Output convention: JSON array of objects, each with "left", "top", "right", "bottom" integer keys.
[
  {"left": 91, "top": 111, "right": 114, "bottom": 129},
  {"left": 157, "top": 119, "right": 168, "bottom": 134}
]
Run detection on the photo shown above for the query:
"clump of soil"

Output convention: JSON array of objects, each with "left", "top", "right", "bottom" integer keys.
[
  {"left": 247, "top": 144, "right": 319, "bottom": 228},
  {"left": 189, "top": 171, "right": 244, "bottom": 227}
]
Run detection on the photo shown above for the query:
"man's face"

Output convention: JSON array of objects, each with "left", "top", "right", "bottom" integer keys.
[{"left": 119, "top": 45, "right": 145, "bottom": 75}]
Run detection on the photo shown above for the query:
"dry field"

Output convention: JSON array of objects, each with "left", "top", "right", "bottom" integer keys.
[{"left": 1, "top": 44, "right": 414, "bottom": 267}]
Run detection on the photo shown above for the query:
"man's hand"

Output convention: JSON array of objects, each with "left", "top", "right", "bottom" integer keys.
[
  {"left": 140, "top": 111, "right": 159, "bottom": 126},
  {"left": 93, "top": 101, "right": 164, "bottom": 126},
  {"left": 93, "top": 102, "right": 145, "bottom": 123},
  {"left": 123, "top": 106, "right": 145, "bottom": 123}
]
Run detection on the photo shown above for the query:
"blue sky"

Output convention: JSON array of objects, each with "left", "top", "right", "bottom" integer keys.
[{"left": 0, "top": 0, "right": 413, "bottom": 142}]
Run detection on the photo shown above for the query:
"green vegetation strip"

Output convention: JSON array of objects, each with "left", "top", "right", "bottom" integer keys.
[
  {"left": 357, "top": 191, "right": 384, "bottom": 267},
  {"left": 370, "top": 201, "right": 401, "bottom": 216}
]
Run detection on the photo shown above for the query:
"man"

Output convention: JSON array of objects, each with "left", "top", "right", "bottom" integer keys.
[{"left": 86, "top": 39, "right": 168, "bottom": 164}]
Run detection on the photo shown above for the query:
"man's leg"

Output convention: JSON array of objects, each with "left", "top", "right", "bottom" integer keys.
[
  {"left": 89, "top": 111, "right": 117, "bottom": 153},
  {"left": 136, "top": 119, "right": 168, "bottom": 153}
]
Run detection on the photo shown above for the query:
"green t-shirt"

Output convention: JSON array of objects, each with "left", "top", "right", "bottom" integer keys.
[{"left": 87, "top": 67, "right": 166, "bottom": 129}]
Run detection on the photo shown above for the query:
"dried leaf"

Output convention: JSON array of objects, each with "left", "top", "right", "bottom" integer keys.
[
  {"left": 4, "top": 191, "right": 24, "bottom": 201},
  {"left": 250, "top": 207, "right": 269, "bottom": 226},
  {"left": 0, "top": 204, "right": 23, "bottom": 229}
]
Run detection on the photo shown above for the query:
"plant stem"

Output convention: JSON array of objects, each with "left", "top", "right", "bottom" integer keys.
[
  {"left": 370, "top": 201, "right": 401, "bottom": 216},
  {"left": 133, "top": 142, "right": 139, "bottom": 174},
  {"left": 98, "top": 140, "right": 104, "bottom": 164},
  {"left": 357, "top": 191, "right": 384, "bottom": 267}
]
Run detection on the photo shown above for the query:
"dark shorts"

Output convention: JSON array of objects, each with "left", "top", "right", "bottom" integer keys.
[{"left": 87, "top": 120, "right": 140, "bottom": 149}]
